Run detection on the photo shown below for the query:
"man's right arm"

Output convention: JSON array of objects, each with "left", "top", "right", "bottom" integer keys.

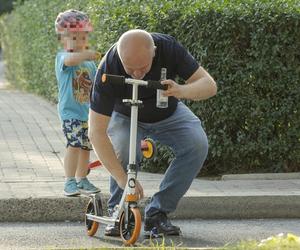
[{"left": 88, "top": 109, "right": 128, "bottom": 189}]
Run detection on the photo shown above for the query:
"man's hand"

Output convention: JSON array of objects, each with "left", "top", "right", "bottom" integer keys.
[
  {"left": 118, "top": 178, "right": 144, "bottom": 200},
  {"left": 160, "top": 66, "right": 217, "bottom": 101},
  {"left": 135, "top": 180, "right": 144, "bottom": 200},
  {"left": 161, "top": 79, "right": 186, "bottom": 99}
]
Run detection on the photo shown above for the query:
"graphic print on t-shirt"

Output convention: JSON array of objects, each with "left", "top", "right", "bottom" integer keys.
[{"left": 72, "top": 68, "right": 92, "bottom": 103}]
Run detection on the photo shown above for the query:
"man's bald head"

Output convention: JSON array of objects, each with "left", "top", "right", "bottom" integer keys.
[
  {"left": 117, "top": 29, "right": 156, "bottom": 79},
  {"left": 117, "top": 29, "right": 155, "bottom": 60}
]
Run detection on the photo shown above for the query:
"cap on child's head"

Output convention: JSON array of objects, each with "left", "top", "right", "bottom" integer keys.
[{"left": 55, "top": 9, "right": 93, "bottom": 35}]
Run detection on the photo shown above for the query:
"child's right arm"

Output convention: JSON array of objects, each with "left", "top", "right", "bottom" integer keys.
[{"left": 64, "top": 50, "right": 101, "bottom": 66}]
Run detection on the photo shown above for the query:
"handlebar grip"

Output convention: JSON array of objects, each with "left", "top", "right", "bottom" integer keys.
[
  {"left": 102, "top": 74, "right": 125, "bottom": 85},
  {"left": 147, "top": 80, "right": 168, "bottom": 90}
]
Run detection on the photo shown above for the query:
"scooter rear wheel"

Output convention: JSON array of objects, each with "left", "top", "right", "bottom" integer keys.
[
  {"left": 85, "top": 197, "right": 102, "bottom": 236},
  {"left": 142, "top": 138, "right": 156, "bottom": 159},
  {"left": 119, "top": 207, "right": 142, "bottom": 245}
]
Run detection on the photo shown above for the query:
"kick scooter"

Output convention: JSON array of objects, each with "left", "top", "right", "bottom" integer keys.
[{"left": 84, "top": 73, "right": 167, "bottom": 245}]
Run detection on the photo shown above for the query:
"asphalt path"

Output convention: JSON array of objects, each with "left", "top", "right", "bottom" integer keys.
[{"left": 0, "top": 219, "right": 300, "bottom": 249}]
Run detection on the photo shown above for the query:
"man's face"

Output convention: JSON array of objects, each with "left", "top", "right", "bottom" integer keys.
[{"left": 121, "top": 49, "right": 154, "bottom": 80}]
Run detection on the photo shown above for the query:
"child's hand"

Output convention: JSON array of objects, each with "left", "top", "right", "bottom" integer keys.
[
  {"left": 94, "top": 51, "right": 102, "bottom": 61},
  {"left": 83, "top": 50, "right": 101, "bottom": 61}
]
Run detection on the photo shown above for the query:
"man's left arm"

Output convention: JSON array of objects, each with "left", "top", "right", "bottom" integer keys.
[{"left": 163, "top": 66, "right": 217, "bottom": 101}]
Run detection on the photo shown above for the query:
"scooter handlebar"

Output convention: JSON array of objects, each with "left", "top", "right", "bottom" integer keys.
[
  {"left": 102, "top": 74, "right": 124, "bottom": 85},
  {"left": 101, "top": 74, "right": 167, "bottom": 90}
]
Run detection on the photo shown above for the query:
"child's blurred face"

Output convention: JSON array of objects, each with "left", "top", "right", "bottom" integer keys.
[{"left": 61, "top": 32, "right": 89, "bottom": 52}]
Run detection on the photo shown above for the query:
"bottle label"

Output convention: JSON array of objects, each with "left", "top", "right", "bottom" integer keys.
[{"left": 156, "top": 68, "right": 168, "bottom": 109}]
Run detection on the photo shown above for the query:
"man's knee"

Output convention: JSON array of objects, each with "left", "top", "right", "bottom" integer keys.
[
  {"left": 196, "top": 132, "right": 208, "bottom": 156},
  {"left": 179, "top": 128, "right": 208, "bottom": 167}
]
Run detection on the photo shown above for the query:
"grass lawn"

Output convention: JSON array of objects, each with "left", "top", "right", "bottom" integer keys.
[{"left": 221, "top": 233, "right": 300, "bottom": 250}]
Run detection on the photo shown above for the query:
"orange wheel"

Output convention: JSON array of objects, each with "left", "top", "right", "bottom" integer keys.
[
  {"left": 142, "top": 138, "right": 156, "bottom": 159},
  {"left": 119, "top": 207, "right": 142, "bottom": 245},
  {"left": 85, "top": 199, "right": 101, "bottom": 236}
]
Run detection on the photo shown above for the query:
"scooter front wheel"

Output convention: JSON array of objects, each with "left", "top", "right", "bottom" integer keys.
[{"left": 119, "top": 207, "right": 142, "bottom": 245}]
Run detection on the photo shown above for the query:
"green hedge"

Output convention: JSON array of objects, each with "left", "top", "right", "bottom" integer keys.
[
  {"left": 0, "top": 0, "right": 13, "bottom": 16},
  {"left": 1, "top": 0, "right": 299, "bottom": 176}
]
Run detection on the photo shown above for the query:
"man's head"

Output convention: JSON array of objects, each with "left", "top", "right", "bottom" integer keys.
[
  {"left": 117, "top": 29, "right": 156, "bottom": 79},
  {"left": 55, "top": 9, "right": 93, "bottom": 52}
]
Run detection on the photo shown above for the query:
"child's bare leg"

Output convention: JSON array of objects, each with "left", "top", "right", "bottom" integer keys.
[
  {"left": 76, "top": 149, "right": 90, "bottom": 177},
  {"left": 63, "top": 146, "right": 81, "bottom": 196},
  {"left": 76, "top": 148, "right": 100, "bottom": 193},
  {"left": 64, "top": 146, "right": 80, "bottom": 177}
]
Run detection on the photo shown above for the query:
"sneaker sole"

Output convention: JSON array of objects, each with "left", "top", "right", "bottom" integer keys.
[
  {"left": 78, "top": 188, "right": 101, "bottom": 194},
  {"left": 64, "top": 191, "right": 80, "bottom": 197}
]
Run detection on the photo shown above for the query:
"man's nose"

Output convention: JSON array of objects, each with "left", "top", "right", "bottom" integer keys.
[{"left": 132, "top": 70, "right": 144, "bottom": 80}]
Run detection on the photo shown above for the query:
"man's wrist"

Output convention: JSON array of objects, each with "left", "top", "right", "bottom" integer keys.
[
  {"left": 117, "top": 177, "right": 127, "bottom": 190},
  {"left": 180, "top": 84, "right": 189, "bottom": 99}
]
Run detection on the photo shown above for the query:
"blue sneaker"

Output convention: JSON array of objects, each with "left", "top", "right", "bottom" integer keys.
[
  {"left": 77, "top": 178, "right": 100, "bottom": 194},
  {"left": 64, "top": 178, "right": 80, "bottom": 197}
]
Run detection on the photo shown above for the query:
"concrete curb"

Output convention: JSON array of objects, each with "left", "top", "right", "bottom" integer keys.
[
  {"left": 1, "top": 195, "right": 300, "bottom": 222},
  {"left": 222, "top": 173, "right": 300, "bottom": 180},
  {"left": 176, "top": 196, "right": 300, "bottom": 219}
]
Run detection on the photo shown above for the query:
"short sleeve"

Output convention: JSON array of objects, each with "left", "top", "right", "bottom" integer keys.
[
  {"left": 55, "top": 51, "right": 73, "bottom": 81},
  {"left": 90, "top": 59, "right": 116, "bottom": 116},
  {"left": 173, "top": 41, "right": 199, "bottom": 80}
]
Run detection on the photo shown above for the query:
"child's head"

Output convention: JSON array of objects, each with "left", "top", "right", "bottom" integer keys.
[{"left": 55, "top": 9, "right": 93, "bottom": 52}]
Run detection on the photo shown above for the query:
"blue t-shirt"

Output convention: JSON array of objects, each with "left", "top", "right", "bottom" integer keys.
[
  {"left": 55, "top": 51, "right": 97, "bottom": 121},
  {"left": 91, "top": 33, "right": 199, "bottom": 123}
]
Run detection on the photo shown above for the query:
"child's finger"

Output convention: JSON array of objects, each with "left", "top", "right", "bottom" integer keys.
[{"left": 95, "top": 52, "right": 102, "bottom": 60}]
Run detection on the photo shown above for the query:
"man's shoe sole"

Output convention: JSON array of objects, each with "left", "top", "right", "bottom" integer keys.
[
  {"left": 144, "top": 229, "right": 181, "bottom": 238},
  {"left": 104, "top": 231, "right": 120, "bottom": 237}
]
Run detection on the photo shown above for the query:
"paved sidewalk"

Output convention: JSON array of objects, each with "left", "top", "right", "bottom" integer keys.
[{"left": 0, "top": 61, "right": 300, "bottom": 222}]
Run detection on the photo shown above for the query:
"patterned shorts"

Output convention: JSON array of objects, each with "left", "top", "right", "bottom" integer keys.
[{"left": 62, "top": 119, "right": 93, "bottom": 151}]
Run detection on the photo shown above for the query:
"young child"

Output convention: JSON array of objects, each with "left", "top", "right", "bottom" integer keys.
[{"left": 55, "top": 9, "right": 101, "bottom": 196}]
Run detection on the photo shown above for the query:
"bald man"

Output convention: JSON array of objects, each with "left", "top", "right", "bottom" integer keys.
[{"left": 89, "top": 29, "right": 217, "bottom": 237}]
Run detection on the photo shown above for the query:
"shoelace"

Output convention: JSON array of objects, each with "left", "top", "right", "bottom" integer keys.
[
  {"left": 81, "top": 180, "right": 95, "bottom": 189},
  {"left": 67, "top": 180, "right": 77, "bottom": 187}
]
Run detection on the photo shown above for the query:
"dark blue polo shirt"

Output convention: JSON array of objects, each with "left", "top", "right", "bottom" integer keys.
[{"left": 91, "top": 33, "right": 199, "bottom": 123}]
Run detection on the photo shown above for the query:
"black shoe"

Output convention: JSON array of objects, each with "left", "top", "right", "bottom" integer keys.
[
  {"left": 104, "top": 208, "right": 120, "bottom": 237},
  {"left": 144, "top": 212, "right": 181, "bottom": 237},
  {"left": 105, "top": 224, "right": 120, "bottom": 237}
]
